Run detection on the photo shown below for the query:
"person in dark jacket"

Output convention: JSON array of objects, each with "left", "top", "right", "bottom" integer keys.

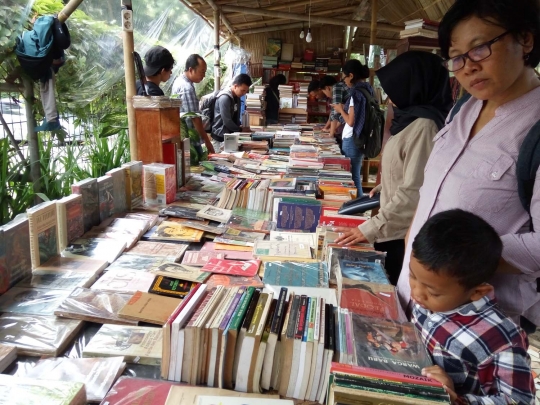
[
  {"left": 265, "top": 74, "right": 287, "bottom": 125},
  {"left": 211, "top": 73, "right": 252, "bottom": 150},
  {"left": 136, "top": 46, "right": 175, "bottom": 96}
]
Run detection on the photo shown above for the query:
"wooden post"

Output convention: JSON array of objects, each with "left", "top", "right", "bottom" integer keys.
[
  {"left": 369, "top": 0, "right": 378, "bottom": 86},
  {"left": 214, "top": 9, "right": 221, "bottom": 92},
  {"left": 22, "top": 77, "right": 41, "bottom": 195},
  {"left": 121, "top": 0, "right": 138, "bottom": 161},
  {"left": 57, "top": 0, "right": 85, "bottom": 23},
  {"left": 347, "top": 27, "right": 354, "bottom": 59}
]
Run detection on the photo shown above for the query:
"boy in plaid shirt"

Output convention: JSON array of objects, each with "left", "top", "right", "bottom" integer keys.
[{"left": 409, "top": 209, "right": 535, "bottom": 404}]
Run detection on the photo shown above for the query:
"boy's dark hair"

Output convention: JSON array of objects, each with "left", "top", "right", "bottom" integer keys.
[
  {"left": 319, "top": 75, "right": 338, "bottom": 88},
  {"left": 439, "top": 0, "right": 540, "bottom": 68},
  {"left": 307, "top": 79, "right": 321, "bottom": 93},
  {"left": 268, "top": 74, "right": 287, "bottom": 90},
  {"left": 342, "top": 59, "right": 370, "bottom": 82},
  {"left": 232, "top": 73, "right": 253, "bottom": 87},
  {"left": 185, "top": 54, "right": 204, "bottom": 71},
  {"left": 412, "top": 209, "right": 502, "bottom": 290}
]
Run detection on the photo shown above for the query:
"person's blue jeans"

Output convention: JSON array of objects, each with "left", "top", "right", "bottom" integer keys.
[{"left": 342, "top": 137, "right": 364, "bottom": 196}]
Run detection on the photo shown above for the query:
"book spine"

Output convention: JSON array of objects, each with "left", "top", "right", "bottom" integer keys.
[
  {"left": 295, "top": 295, "right": 308, "bottom": 340},
  {"left": 229, "top": 287, "right": 256, "bottom": 331},
  {"left": 286, "top": 295, "right": 301, "bottom": 340},
  {"left": 27, "top": 202, "right": 58, "bottom": 269},
  {"left": 270, "top": 287, "right": 288, "bottom": 335},
  {"left": 220, "top": 287, "right": 245, "bottom": 331},
  {"left": 247, "top": 292, "right": 267, "bottom": 336}
]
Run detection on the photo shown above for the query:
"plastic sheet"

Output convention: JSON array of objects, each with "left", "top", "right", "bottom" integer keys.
[
  {"left": 0, "top": 287, "right": 71, "bottom": 316},
  {"left": 262, "top": 261, "right": 329, "bottom": 288},
  {"left": 54, "top": 287, "right": 138, "bottom": 325}
]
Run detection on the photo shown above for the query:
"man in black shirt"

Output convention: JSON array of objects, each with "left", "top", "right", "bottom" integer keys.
[{"left": 136, "top": 46, "right": 175, "bottom": 96}]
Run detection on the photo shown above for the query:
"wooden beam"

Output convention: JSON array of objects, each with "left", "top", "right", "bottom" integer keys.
[
  {"left": 214, "top": 9, "right": 221, "bottom": 91},
  {"left": 351, "top": 36, "right": 397, "bottom": 49},
  {"left": 179, "top": 0, "right": 215, "bottom": 32},
  {"left": 121, "top": 0, "right": 137, "bottom": 160},
  {"left": 237, "top": 22, "right": 305, "bottom": 36},
  {"left": 369, "top": 0, "right": 378, "bottom": 85},
  {"left": 200, "top": 0, "right": 240, "bottom": 43},
  {"left": 232, "top": 6, "right": 360, "bottom": 30},
  {"left": 227, "top": 0, "right": 329, "bottom": 18},
  {"left": 220, "top": 5, "right": 402, "bottom": 32}
]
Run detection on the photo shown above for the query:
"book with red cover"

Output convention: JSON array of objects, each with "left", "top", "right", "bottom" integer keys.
[
  {"left": 318, "top": 157, "right": 351, "bottom": 171},
  {"left": 340, "top": 281, "right": 401, "bottom": 321},
  {"left": 319, "top": 207, "right": 368, "bottom": 227},
  {"left": 201, "top": 259, "right": 261, "bottom": 277},
  {"left": 204, "top": 274, "right": 264, "bottom": 289},
  {"left": 100, "top": 376, "right": 177, "bottom": 405}
]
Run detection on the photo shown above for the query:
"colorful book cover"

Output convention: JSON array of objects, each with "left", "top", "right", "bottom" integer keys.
[
  {"left": 1, "top": 215, "right": 31, "bottom": 293},
  {"left": 181, "top": 251, "right": 226, "bottom": 266},
  {"left": 341, "top": 281, "right": 401, "bottom": 320},
  {"left": 105, "top": 253, "right": 176, "bottom": 272},
  {"left": 150, "top": 262, "right": 211, "bottom": 283},
  {"left": 106, "top": 167, "right": 127, "bottom": 214},
  {"left": 351, "top": 314, "right": 432, "bottom": 376},
  {"left": 204, "top": 274, "right": 264, "bottom": 289},
  {"left": 148, "top": 221, "right": 204, "bottom": 242},
  {"left": 100, "top": 376, "right": 174, "bottom": 405},
  {"left": 0, "top": 375, "right": 86, "bottom": 405},
  {"left": 143, "top": 163, "right": 176, "bottom": 206},
  {"left": 57, "top": 194, "right": 84, "bottom": 252},
  {"left": 148, "top": 275, "right": 197, "bottom": 298},
  {"left": 27, "top": 201, "right": 59, "bottom": 269},
  {"left": 278, "top": 201, "right": 321, "bottom": 232},
  {"left": 97, "top": 175, "right": 115, "bottom": 223},
  {"left": 201, "top": 259, "right": 261, "bottom": 277},
  {"left": 339, "top": 260, "right": 389, "bottom": 285},
  {"left": 122, "top": 161, "right": 143, "bottom": 210},
  {"left": 263, "top": 261, "right": 329, "bottom": 288},
  {"left": 71, "top": 178, "right": 100, "bottom": 232}
]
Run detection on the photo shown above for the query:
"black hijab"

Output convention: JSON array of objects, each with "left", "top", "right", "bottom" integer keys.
[{"left": 376, "top": 51, "right": 453, "bottom": 135}]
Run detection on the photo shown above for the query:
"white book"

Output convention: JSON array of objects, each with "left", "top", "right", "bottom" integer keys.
[
  {"left": 305, "top": 297, "right": 321, "bottom": 399},
  {"left": 294, "top": 297, "right": 314, "bottom": 399},
  {"left": 270, "top": 340, "right": 281, "bottom": 390},
  {"left": 251, "top": 337, "right": 267, "bottom": 393},
  {"left": 317, "top": 346, "right": 334, "bottom": 404},
  {"left": 286, "top": 335, "right": 302, "bottom": 398},
  {"left": 309, "top": 298, "right": 326, "bottom": 401}
]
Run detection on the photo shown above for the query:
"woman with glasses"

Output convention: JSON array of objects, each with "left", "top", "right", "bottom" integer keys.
[{"left": 397, "top": 0, "right": 540, "bottom": 332}]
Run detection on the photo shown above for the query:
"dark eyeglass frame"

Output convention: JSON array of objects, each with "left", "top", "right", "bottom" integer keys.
[{"left": 442, "top": 31, "right": 511, "bottom": 72}]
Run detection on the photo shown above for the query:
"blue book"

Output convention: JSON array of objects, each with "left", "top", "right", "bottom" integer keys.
[
  {"left": 339, "top": 260, "right": 390, "bottom": 285},
  {"left": 277, "top": 201, "right": 322, "bottom": 232},
  {"left": 263, "top": 261, "right": 329, "bottom": 288}
]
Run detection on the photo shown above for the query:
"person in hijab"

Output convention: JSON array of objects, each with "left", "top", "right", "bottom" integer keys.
[
  {"left": 333, "top": 51, "right": 453, "bottom": 284},
  {"left": 265, "top": 74, "right": 287, "bottom": 125}
]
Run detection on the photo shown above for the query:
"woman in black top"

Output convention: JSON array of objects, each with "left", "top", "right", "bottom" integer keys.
[{"left": 265, "top": 74, "right": 287, "bottom": 125}]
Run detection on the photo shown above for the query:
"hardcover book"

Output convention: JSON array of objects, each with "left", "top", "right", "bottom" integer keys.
[
  {"left": 90, "top": 269, "right": 155, "bottom": 293},
  {"left": 83, "top": 324, "right": 163, "bottom": 365},
  {"left": 143, "top": 163, "right": 176, "bottom": 205},
  {"left": 127, "top": 241, "right": 188, "bottom": 261},
  {"left": 263, "top": 261, "right": 329, "bottom": 288},
  {"left": 105, "top": 253, "right": 176, "bottom": 272},
  {"left": 150, "top": 262, "right": 211, "bottom": 283},
  {"left": 97, "top": 175, "right": 115, "bottom": 223},
  {"left": 148, "top": 221, "right": 204, "bottom": 242},
  {"left": 106, "top": 167, "right": 128, "bottom": 214},
  {"left": 0, "top": 375, "right": 86, "bottom": 405},
  {"left": 71, "top": 178, "right": 100, "bottom": 232},
  {"left": 57, "top": 194, "right": 84, "bottom": 252},
  {"left": 1, "top": 215, "right": 31, "bottom": 293},
  {"left": 341, "top": 281, "right": 402, "bottom": 320},
  {"left": 196, "top": 205, "right": 233, "bottom": 223},
  {"left": 0, "top": 287, "right": 70, "bottom": 316},
  {"left": 0, "top": 313, "right": 83, "bottom": 356},
  {"left": 277, "top": 200, "right": 322, "bottom": 232},
  {"left": 122, "top": 161, "right": 143, "bottom": 210},
  {"left": 54, "top": 287, "right": 138, "bottom": 325},
  {"left": 118, "top": 291, "right": 183, "bottom": 325},
  {"left": 201, "top": 259, "right": 261, "bottom": 277},
  {"left": 149, "top": 275, "right": 197, "bottom": 298},
  {"left": 181, "top": 251, "right": 226, "bottom": 266},
  {"left": 27, "top": 200, "right": 59, "bottom": 269}
]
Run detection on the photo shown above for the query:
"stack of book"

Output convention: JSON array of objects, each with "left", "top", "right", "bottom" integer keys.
[
  {"left": 315, "top": 57, "right": 329, "bottom": 72},
  {"left": 400, "top": 18, "right": 439, "bottom": 39},
  {"left": 278, "top": 85, "right": 294, "bottom": 109},
  {"left": 262, "top": 55, "right": 278, "bottom": 69}
]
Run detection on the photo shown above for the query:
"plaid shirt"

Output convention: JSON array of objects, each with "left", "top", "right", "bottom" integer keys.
[
  {"left": 173, "top": 74, "right": 200, "bottom": 114},
  {"left": 412, "top": 295, "right": 535, "bottom": 405},
  {"left": 330, "top": 81, "right": 349, "bottom": 123}
]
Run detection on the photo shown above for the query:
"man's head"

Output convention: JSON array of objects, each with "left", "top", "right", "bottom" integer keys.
[
  {"left": 184, "top": 54, "right": 207, "bottom": 83},
  {"left": 319, "top": 75, "right": 338, "bottom": 98},
  {"left": 410, "top": 209, "right": 502, "bottom": 313},
  {"left": 144, "top": 46, "right": 175, "bottom": 82},
  {"left": 308, "top": 80, "right": 323, "bottom": 99},
  {"left": 231, "top": 73, "right": 252, "bottom": 98}
]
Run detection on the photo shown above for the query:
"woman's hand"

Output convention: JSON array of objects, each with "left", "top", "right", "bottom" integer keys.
[
  {"left": 332, "top": 103, "right": 344, "bottom": 114},
  {"left": 422, "top": 366, "right": 458, "bottom": 403},
  {"left": 369, "top": 186, "right": 381, "bottom": 198},
  {"left": 333, "top": 226, "right": 367, "bottom": 245}
]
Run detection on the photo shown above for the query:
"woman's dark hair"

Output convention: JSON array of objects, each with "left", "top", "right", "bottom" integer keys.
[
  {"left": 319, "top": 75, "right": 338, "bottom": 88},
  {"left": 342, "top": 59, "right": 370, "bottom": 83},
  {"left": 439, "top": 0, "right": 540, "bottom": 68},
  {"left": 268, "top": 74, "right": 287, "bottom": 90}
]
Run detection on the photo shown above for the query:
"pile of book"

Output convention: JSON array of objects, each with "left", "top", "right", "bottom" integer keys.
[
  {"left": 263, "top": 55, "right": 278, "bottom": 69},
  {"left": 400, "top": 18, "right": 439, "bottom": 39},
  {"left": 278, "top": 85, "right": 294, "bottom": 109}
]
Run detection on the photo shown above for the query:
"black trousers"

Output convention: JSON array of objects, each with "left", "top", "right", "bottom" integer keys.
[{"left": 374, "top": 239, "right": 405, "bottom": 286}]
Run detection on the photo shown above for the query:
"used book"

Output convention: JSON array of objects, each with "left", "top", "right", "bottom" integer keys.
[
  {"left": 127, "top": 241, "right": 188, "bottom": 261},
  {"left": 62, "top": 238, "right": 126, "bottom": 264},
  {"left": 27, "top": 200, "right": 59, "bottom": 269},
  {"left": 0, "top": 287, "right": 70, "bottom": 316},
  {"left": 149, "top": 275, "right": 197, "bottom": 299},
  {"left": 105, "top": 253, "right": 176, "bottom": 272},
  {"left": 0, "top": 375, "right": 86, "bottom": 405},
  {"left": 201, "top": 259, "right": 261, "bottom": 277},
  {"left": 197, "top": 205, "right": 233, "bottom": 223},
  {"left": 118, "top": 291, "right": 183, "bottom": 325},
  {"left": 181, "top": 251, "right": 226, "bottom": 266},
  {"left": 150, "top": 262, "right": 211, "bottom": 283},
  {"left": 56, "top": 194, "right": 84, "bottom": 252},
  {"left": 0, "top": 215, "right": 31, "bottom": 293},
  {"left": 148, "top": 221, "right": 204, "bottom": 243},
  {"left": 90, "top": 269, "right": 156, "bottom": 294},
  {"left": 71, "top": 177, "right": 100, "bottom": 233},
  {"left": 101, "top": 376, "right": 174, "bottom": 405}
]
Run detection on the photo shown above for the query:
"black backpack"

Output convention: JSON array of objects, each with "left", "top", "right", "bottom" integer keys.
[
  {"left": 449, "top": 93, "right": 540, "bottom": 229},
  {"left": 200, "top": 91, "right": 232, "bottom": 132},
  {"left": 353, "top": 87, "right": 385, "bottom": 159}
]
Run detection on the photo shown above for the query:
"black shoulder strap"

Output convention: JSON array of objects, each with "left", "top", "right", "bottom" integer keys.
[
  {"left": 447, "top": 93, "right": 472, "bottom": 123},
  {"left": 516, "top": 119, "right": 540, "bottom": 225}
]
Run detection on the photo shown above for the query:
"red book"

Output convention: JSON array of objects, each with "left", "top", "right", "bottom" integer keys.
[
  {"left": 201, "top": 258, "right": 261, "bottom": 277},
  {"left": 319, "top": 207, "right": 367, "bottom": 227},
  {"left": 101, "top": 376, "right": 178, "bottom": 405},
  {"left": 340, "top": 281, "right": 401, "bottom": 321}
]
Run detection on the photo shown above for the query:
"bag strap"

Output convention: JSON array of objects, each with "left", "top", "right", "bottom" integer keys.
[
  {"left": 517, "top": 119, "right": 540, "bottom": 231},
  {"left": 447, "top": 92, "right": 472, "bottom": 123}
]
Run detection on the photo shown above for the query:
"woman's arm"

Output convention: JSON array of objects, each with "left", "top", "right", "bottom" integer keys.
[{"left": 334, "top": 103, "right": 354, "bottom": 126}]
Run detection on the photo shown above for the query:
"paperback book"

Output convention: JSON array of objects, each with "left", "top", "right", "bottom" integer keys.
[
  {"left": 0, "top": 287, "right": 70, "bottom": 316},
  {"left": 204, "top": 274, "right": 264, "bottom": 289},
  {"left": 149, "top": 275, "right": 197, "bottom": 299},
  {"left": 197, "top": 205, "right": 233, "bottom": 223},
  {"left": 71, "top": 178, "right": 100, "bottom": 232},
  {"left": 127, "top": 241, "right": 188, "bottom": 261},
  {"left": 90, "top": 269, "right": 156, "bottom": 293},
  {"left": 97, "top": 175, "right": 115, "bottom": 223},
  {"left": 118, "top": 291, "right": 182, "bottom": 325},
  {"left": 0, "top": 215, "right": 31, "bottom": 293},
  {"left": 148, "top": 221, "right": 204, "bottom": 242},
  {"left": 150, "top": 262, "right": 211, "bottom": 283},
  {"left": 122, "top": 161, "right": 143, "bottom": 210},
  {"left": 0, "top": 375, "right": 86, "bottom": 405},
  {"left": 56, "top": 194, "right": 84, "bottom": 252},
  {"left": 201, "top": 259, "right": 261, "bottom": 277},
  {"left": 62, "top": 238, "right": 126, "bottom": 264},
  {"left": 105, "top": 253, "right": 176, "bottom": 273},
  {"left": 27, "top": 200, "right": 59, "bottom": 269},
  {"left": 263, "top": 261, "right": 329, "bottom": 288},
  {"left": 181, "top": 251, "right": 226, "bottom": 266}
]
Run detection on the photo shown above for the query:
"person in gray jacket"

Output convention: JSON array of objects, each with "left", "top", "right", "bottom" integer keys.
[{"left": 211, "top": 73, "right": 252, "bottom": 150}]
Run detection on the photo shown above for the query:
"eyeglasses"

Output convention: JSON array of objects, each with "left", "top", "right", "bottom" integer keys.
[{"left": 442, "top": 31, "right": 511, "bottom": 72}]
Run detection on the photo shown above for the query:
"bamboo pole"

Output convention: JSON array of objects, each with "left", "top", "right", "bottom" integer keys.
[
  {"left": 121, "top": 0, "right": 137, "bottom": 161},
  {"left": 214, "top": 9, "right": 221, "bottom": 91},
  {"left": 237, "top": 22, "right": 304, "bottom": 36},
  {"left": 205, "top": 37, "right": 230, "bottom": 58},
  {"left": 220, "top": 5, "right": 402, "bottom": 32},
  {"left": 22, "top": 77, "right": 41, "bottom": 196},
  {"left": 57, "top": 0, "right": 85, "bottom": 23},
  {"left": 226, "top": 0, "right": 328, "bottom": 18},
  {"left": 369, "top": 0, "right": 378, "bottom": 86},
  {"left": 201, "top": 0, "right": 240, "bottom": 43}
]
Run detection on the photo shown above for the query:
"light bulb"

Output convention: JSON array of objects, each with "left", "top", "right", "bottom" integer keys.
[
  {"left": 306, "top": 29, "right": 312, "bottom": 43},
  {"left": 299, "top": 29, "right": 305, "bottom": 39}
]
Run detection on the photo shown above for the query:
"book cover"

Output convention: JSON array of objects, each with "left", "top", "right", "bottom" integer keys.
[
  {"left": 269, "top": 231, "right": 317, "bottom": 246},
  {"left": 253, "top": 241, "right": 312, "bottom": 259},
  {"left": 0, "top": 313, "right": 83, "bottom": 356},
  {"left": 106, "top": 167, "right": 127, "bottom": 214},
  {"left": 196, "top": 205, "right": 233, "bottom": 223},
  {"left": 0, "top": 287, "right": 70, "bottom": 316},
  {"left": 83, "top": 324, "right": 163, "bottom": 365},
  {"left": 181, "top": 251, "right": 226, "bottom": 266},
  {"left": 200, "top": 242, "right": 255, "bottom": 261},
  {"left": 0, "top": 375, "right": 86, "bottom": 405},
  {"left": 100, "top": 377, "right": 174, "bottom": 405},
  {"left": 197, "top": 396, "right": 293, "bottom": 405},
  {"left": 277, "top": 201, "right": 321, "bottom": 232},
  {"left": 263, "top": 261, "right": 329, "bottom": 288},
  {"left": 180, "top": 221, "right": 225, "bottom": 235},
  {"left": 269, "top": 178, "right": 296, "bottom": 190},
  {"left": 122, "top": 161, "right": 144, "bottom": 210},
  {"left": 83, "top": 226, "right": 138, "bottom": 250},
  {"left": 124, "top": 212, "right": 159, "bottom": 231},
  {"left": 118, "top": 291, "right": 182, "bottom": 325},
  {"left": 105, "top": 253, "right": 176, "bottom": 272},
  {"left": 341, "top": 281, "right": 401, "bottom": 320},
  {"left": 143, "top": 163, "right": 176, "bottom": 205},
  {"left": 149, "top": 275, "right": 197, "bottom": 298},
  {"left": 221, "top": 228, "right": 266, "bottom": 242},
  {"left": 127, "top": 241, "right": 188, "bottom": 261},
  {"left": 205, "top": 274, "right": 264, "bottom": 289},
  {"left": 54, "top": 287, "right": 138, "bottom": 325},
  {"left": 340, "top": 260, "right": 390, "bottom": 285},
  {"left": 62, "top": 238, "right": 126, "bottom": 264},
  {"left": 24, "top": 356, "right": 125, "bottom": 403},
  {"left": 150, "top": 262, "right": 211, "bottom": 283},
  {"left": 71, "top": 178, "right": 100, "bottom": 232},
  {"left": 90, "top": 269, "right": 156, "bottom": 293},
  {"left": 2, "top": 216, "right": 31, "bottom": 293},
  {"left": 17, "top": 269, "right": 96, "bottom": 290},
  {"left": 351, "top": 314, "right": 433, "bottom": 376},
  {"left": 57, "top": 194, "right": 84, "bottom": 252},
  {"left": 97, "top": 175, "right": 115, "bottom": 223},
  {"left": 148, "top": 221, "right": 204, "bottom": 242},
  {"left": 159, "top": 205, "right": 203, "bottom": 221},
  {"left": 201, "top": 259, "right": 261, "bottom": 277},
  {"left": 27, "top": 201, "right": 59, "bottom": 269}
]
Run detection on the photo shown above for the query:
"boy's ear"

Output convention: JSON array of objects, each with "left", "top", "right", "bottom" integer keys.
[{"left": 469, "top": 283, "right": 494, "bottom": 302}]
